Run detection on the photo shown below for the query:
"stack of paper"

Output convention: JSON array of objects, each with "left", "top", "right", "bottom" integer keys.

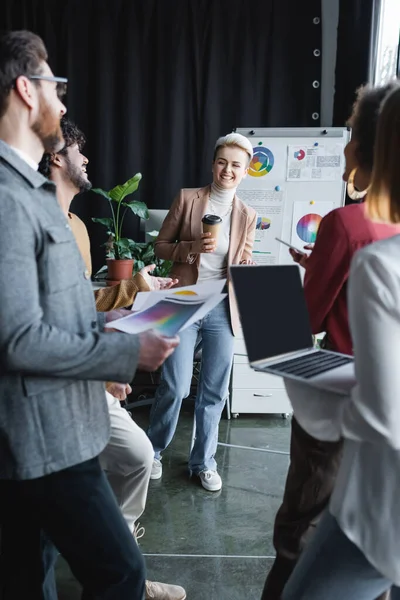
[{"left": 105, "top": 280, "right": 227, "bottom": 337}]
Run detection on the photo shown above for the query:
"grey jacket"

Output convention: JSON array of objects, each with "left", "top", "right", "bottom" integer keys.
[{"left": 0, "top": 141, "right": 140, "bottom": 480}]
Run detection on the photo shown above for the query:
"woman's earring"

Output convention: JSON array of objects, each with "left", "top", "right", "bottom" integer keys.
[{"left": 347, "top": 168, "right": 369, "bottom": 200}]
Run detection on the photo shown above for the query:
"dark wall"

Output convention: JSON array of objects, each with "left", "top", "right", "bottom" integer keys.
[{"left": 2, "top": 0, "right": 322, "bottom": 271}]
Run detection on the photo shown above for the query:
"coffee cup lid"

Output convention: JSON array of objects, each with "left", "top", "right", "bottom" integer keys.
[{"left": 202, "top": 214, "right": 222, "bottom": 225}]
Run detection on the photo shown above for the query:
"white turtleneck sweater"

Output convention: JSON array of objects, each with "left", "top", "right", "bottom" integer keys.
[{"left": 197, "top": 183, "right": 236, "bottom": 283}]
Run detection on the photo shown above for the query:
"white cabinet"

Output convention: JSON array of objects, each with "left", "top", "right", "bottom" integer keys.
[{"left": 230, "top": 333, "right": 292, "bottom": 417}]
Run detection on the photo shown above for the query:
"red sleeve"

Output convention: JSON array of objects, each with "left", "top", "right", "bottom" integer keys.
[{"left": 303, "top": 210, "right": 351, "bottom": 334}]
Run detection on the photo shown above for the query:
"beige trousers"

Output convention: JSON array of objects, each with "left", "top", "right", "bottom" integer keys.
[{"left": 100, "top": 392, "right": 153, "bottom": 532}]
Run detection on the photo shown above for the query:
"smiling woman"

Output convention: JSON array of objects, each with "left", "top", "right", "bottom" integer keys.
[{"left": 146, "top": 132, "right": 257, "bottom": 492}]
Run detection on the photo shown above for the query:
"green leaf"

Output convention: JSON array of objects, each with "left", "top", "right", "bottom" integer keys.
[
  {"left": 134, "top": 260, "right": 145, "bottom": 273},
  {"left": 154, "top": 259, "right": 172, "bottom": 277},
  {"left": 91, "top": 188, "right": 112, "bottom": 201},
  {"left": 114, "top": 238, "right": 133, "bottom": 260},
  {"left": 147, "top": 230, "right": 159, "bottom": 238},
  {"left": 129, "top": 241, "right": 147, "bottom": 250},
  {"left": 108, "top": 173, "right": 142, "bottom": 203},
  {"left": 92, "top": 217, "right": 114, "bottom": 232},
  {"left": 122, "top": 200, "right": 149, "bottom": 220},
  {"left": 142, "top": 245, "right": 155, "bottom": 262}
]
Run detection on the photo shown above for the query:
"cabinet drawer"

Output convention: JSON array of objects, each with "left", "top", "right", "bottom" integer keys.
[
  {"left": 231, "top": 388, "right": 292, "bottom": 414},
  {"left": 232, "top": 361, "right": 284, "bottom": 389}
]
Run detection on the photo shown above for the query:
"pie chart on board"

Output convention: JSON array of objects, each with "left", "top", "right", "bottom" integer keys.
[
  {"left": 249, "top": 146, "right": 274, "bottom": 177},
  {"left": 256, "top": 217, "right": 271, "bottom": 230},
  {"left": 294, "top": 149, "right": 306, "bottom": 161},
  {"left": 296, "top": 213, "right": 322, "bottom": 243}
]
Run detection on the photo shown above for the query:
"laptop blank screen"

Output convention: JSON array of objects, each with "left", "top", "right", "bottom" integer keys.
[{"left": 230, "top": 265, "right": 314, "bottom": 364}]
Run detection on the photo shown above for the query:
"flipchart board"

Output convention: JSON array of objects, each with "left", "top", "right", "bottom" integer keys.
[{"left": 234, "top": 127, "right": 351, "bottom": 265}]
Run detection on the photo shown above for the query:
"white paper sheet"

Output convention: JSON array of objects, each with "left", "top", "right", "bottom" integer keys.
[
  {"left": 105, "top": 293, "right": 227, "bottom": 336},
  {"left": 291, "top": 200, "right": 335, "bottom": 247},
  {"left": 286, "top": 144, "right": 344, "bottom": 182},
  {"left": 237, "top": 189, "right": 285, "bottom": 265},
  {"left": 238, "top": 138, "right": 287, "bottom": 188},
  {"left": 131, "top": 279, "right": 227, "bottom": 313}
]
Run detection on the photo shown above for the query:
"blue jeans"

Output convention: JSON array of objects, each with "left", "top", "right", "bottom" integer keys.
[
  {"left": 282, "top": 511, "right": 397, "bottom": 600},
  {"left": 147, "top": 298, "right": 234, "bottom": 473},
  {"left": 0, "top": 457, "right": 146, "bottom": 600}
]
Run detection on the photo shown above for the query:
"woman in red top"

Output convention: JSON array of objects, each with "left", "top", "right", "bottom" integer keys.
[{"left": 261, "top": 81, "right": 400, "bottom": 600}]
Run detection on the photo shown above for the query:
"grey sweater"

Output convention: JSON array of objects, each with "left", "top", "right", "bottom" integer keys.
[{"left": 0, "top": 141, "right": 140, "bottom": 480}]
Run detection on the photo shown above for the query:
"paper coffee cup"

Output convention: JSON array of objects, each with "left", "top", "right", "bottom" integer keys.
[{"left": 202, "top": 214, "right": 222, "bottom": 242}]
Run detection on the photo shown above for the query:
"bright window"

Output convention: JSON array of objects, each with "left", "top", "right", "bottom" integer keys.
[{"left": 373, "top": 0, "right": 400, "bottom": 85}]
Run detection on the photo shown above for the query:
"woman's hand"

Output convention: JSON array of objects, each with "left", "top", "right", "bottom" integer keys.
[
  {"left": 106, "top": 382, "right": 132, "bottom": 401},
  {"left": 240, "top": 258, "right": 257, "bottom": 265},
  {"left": 139, "top": 264, "right": 179, "bottom": 291},
  {"left": 191, "top": 232, "right": 217, "bottom": 254},
  {"left": 289, "top": 244, "right": 314, "bottom": 269}
]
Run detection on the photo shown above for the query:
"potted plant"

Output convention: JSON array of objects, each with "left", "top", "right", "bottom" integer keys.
[
  {"left": 92, "top": 173, "right": 149, "bottom": 285},
  {"left": 130, "top": 231, "right": 172, "bottom": 277},
  {"left": 93, "top": 231, "right": 173, "bottom": 283}
]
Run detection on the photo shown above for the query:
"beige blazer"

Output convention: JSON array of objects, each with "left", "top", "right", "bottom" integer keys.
[{"left": 155, "top": 185, "right": 257, "bottom": 335}]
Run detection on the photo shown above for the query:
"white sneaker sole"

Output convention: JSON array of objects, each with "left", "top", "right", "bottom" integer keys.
[
  {"left": 150, "top": 470, "right": 162, "bottom": 480},
  {"left": 199, "top": 477, "right": 222, "bottom": 492}
]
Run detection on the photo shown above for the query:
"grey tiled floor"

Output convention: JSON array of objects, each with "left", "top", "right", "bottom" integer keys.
[{"left": 56, "top": 405, "right": 291, "bottom": 599}]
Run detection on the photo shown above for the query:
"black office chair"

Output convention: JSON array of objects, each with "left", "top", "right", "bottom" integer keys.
[{"left": 123, "top": 335, "right": 203, "bottom": 413}]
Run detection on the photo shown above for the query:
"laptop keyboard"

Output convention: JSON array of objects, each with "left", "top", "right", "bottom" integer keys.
[{"left": 269, "top": 351, "right": 353, "bottom": 379}]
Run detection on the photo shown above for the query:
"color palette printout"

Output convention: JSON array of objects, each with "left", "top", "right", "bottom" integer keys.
[
  {"left": 106, "top": 281, "right": 227, "bottom": 337},
  {"left": 118, "top": 297, "right": 204, "bottom": 337}
]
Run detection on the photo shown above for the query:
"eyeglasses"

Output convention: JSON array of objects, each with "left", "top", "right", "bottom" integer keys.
[{"left": 28, "top": 75, "right": 68, "bottom": 99}]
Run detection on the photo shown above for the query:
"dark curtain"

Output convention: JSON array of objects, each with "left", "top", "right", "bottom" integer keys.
[
  {"left": 333, "top": 0, "right": 379, "bottom": 127},
  {"left": 2, "top": 0, "right": 321, "bottom": 272}
]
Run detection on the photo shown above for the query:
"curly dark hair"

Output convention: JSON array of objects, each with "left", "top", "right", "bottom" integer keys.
[
  {"left": 347, "top": 81, "right": 400, "bottom": 173},
  {"left": 38, "top": 116, "right": 86, "bottom": 177}
]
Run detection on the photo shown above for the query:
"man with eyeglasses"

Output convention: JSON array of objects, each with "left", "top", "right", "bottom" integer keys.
[{"left": 0, "top": 30, "right": 179, "bottom": 600}]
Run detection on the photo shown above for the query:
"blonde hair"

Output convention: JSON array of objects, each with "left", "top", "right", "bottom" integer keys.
[
  {"left": 214, "top": 133, "right": 253, "bottom": 165},
  {"left": 366, "top": 85, "right": 400, "bottom": 224}
]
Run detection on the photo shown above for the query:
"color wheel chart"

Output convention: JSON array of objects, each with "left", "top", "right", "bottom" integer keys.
[
  {"left": 291, "top": 201, "right": 334, "bottom": 248},
  {"left": 296, "top": 213, "right": 322, "bottom": 243},
  {"left": 249, "top": 143, "right": 274, "bottom": 177}
]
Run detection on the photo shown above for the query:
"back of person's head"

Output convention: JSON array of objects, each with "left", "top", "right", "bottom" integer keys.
[
  {"left": 213, "top": 133, "right": 253, "bottom": 165},
  {"left": 39, "top": 116, "right": 86, "bottom": 178},
  {"left": 0, "top": 30, "right": 47, "bottom": 118},
  {"left": 367, "top": 84, "right": 400, "bottom": 224},
  {"left": 347, "top": 81, "right": 400, "bottom": 174}
]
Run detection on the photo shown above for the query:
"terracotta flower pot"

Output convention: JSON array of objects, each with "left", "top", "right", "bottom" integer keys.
[{"left": 106, "top": 258, "right": 134, "bottom": 286}]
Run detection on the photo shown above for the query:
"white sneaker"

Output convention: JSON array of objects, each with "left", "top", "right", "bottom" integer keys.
[
  {"left": 198, "top": 470, "right": 222, "bottom": 491},
  {"left": 145, "top": 580, "right": 186, "bottom": 599},
  {"left": 150, "top": 458, "right": 162, "bottom": 480}
]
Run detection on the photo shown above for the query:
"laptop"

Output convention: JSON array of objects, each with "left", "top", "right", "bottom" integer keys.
[{"left": 230, "top": 265, "right": 356, "bottom": 395}]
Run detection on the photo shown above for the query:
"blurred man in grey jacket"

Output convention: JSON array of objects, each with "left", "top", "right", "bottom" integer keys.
[{"left": 0, "top": 30, "right": 179, "bottom": 600}]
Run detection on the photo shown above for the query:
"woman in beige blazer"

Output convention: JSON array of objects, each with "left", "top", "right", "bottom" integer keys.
[{"left": 147, "top": 133, "right": 257, "bottom": 491}]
